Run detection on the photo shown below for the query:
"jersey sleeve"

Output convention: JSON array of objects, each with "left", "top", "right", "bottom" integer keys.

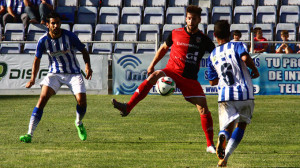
[
  {"left": 207, "top": 53, "right": 218, "bottom": 81},
  {"left": 236, "top": 42, "right": 249, "bottom": 58},
  {"left": 35, "top": 38, "right": 46, "bottom": 58},
  {"left": 205, "top": 36, "right": 215, "bottom": 53},
  {"left": 165, "top": 31, "right": 173, "bottom": 47},
  {"left": 67, "top": 31, "right": 86, "bottom": 52}
]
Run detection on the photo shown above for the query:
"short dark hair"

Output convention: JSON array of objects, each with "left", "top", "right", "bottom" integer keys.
[
  {"left": 46, "top": 12, "right": 61, "bottom": 22},
  {"left": 214, "top": 20, "right": 230, "bottom": 39},
  {"left": 233, "top": 30, "right": 242, "bottom": 37},
  {"left": 253, "top": 27, "right": 262, "bottom": 34},
  {"left": 186, "top": 5, "right": 202, "bottom": 17}
]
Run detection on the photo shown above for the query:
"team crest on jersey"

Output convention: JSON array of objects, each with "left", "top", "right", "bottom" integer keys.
[{"left": 196, "top": 37, "right": 201, "bottom": 43}]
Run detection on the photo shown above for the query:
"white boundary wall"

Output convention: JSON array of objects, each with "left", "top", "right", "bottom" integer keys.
[{"left": 0, "top": 54, "right": 108, "bottom": 95}]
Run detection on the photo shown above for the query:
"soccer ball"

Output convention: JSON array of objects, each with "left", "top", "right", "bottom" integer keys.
[{"left": 155, "top": 76, "right": 176, "bottom": 96}]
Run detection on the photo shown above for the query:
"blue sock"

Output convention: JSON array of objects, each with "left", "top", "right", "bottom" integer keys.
[
  {"left": 76, "top": 104, "right": 86, "bottom": 125},
  {"left": 28, "top": 107, "right": 44, "bottom": 136},
  {"left": 219, "top": 130, "right": 231, "bottom": 141},
  {"left": 224, "top": 127, "right": 245, "bottom": 161}
]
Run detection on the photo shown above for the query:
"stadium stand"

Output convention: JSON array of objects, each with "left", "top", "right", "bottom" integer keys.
[
  {"left": 72, "top": 24, "right": 93, "bottom": 52},
  {"left": 77, "top": 6, "right": 98, "bottom": 26},
  {"left": 235, "top": 0, "right": 256, "bottom": 8},
  {"left": 233, "top": 6, "right": 254, "bottom": 26},
  {"left": 282, "top": 0, "right": 300, "bottom": 5},
  {"left": 114, "top": 43, "right": 135, "bottom": 53},
  {"left": 143, "top": 7, "right": 164, "bottom": 28},
  {"left": 117, "top": 24, "right": 138, "bottom": 41},
  {"left": 60, "top": 24, "right": 71, "bottom": 31},
  {"left": 139, "top": 24, "right": 160, "bottom": 42},
  {"left": 212, "top": 0, "right": 233, "bottom": 7},
  {"left": 256, "top": 6, "right": 277, "bottom": 27},
  {"left": 136, "top": 44, "right": 156, "bottom": 53},
  {"left": 166, "top": 7, "right": 186, "bottom": 24},
  {"left": 101, "top": 0, "right": 122, "bottom": 7},
  {"left": 279, "top": 5, "right": 300, "bottom": 26},
  {"left": 146, "top": 0, "right": 167, "bottom": 8},
  {"left": 200, "top": 7, "right": 209, "bottom": 26},
  {"left": 258, "top": 0, "right": 279, "bottom": 8},
  {"left": 99, "top": 7, "right": 120, "bottom": 25},
  {"left": 0, "top": 23, "right": 24, "bottom": 53},
  {"left": 211, "top": 6, "right": 232, "bottom": 24},
  {"left": 168, "top": 0, "right": 189, "bottom": 7},
  {"left": 56, "top": 6, "right": 76, "bottom": 24},
  {"left": 198, "top": 24, "right": 205, "bottom": 33},
  {"left": 124, "top": 0, "right": 144, "bottom": 8},
  {"left": 92, "top": 24, "right": 115, "bottom": 54},
  {"left": 57, "top": 0, "right": 78, "bottom": 7},
  {"left": 230, "top": 24, "right": 251, "bottom": 41},
  {"left": 121, "top": 7, "right": 142, "bottom": 25},
  {"left": 79, "top": 0, "right": 100, "bottom": 7},
  {"left": 206, "top": 24, "right": 215, "bottom": 41},
  {"left": 27, "top": 24, "right": 47, "bottom": 41}
]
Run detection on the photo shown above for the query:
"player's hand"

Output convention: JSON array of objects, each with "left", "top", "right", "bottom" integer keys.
[
  {"left": 251, "top": 68, "right": 259, "bottom": 79},
  {"left": 147, "top": 65, "right": 154, "bottom": 76},
  {"left": 26, "top": 80, "right": 35, "bottom": 88},
  {"left": 85, "top": 66, "right": 93, "bottom": 80}
]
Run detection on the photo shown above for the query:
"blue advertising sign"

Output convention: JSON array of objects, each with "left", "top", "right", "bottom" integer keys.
[{"left": 113, "top": 53, "right": 300, "bottom": 95}]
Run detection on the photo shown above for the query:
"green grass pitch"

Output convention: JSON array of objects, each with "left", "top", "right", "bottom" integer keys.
[{"left": 0, "top": 95, "right": 299, "bottom": 167}]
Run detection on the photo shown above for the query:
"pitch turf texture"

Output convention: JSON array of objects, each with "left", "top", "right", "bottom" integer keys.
[{"left": 0, "top": 95, "right": 299, "bottom": 167}]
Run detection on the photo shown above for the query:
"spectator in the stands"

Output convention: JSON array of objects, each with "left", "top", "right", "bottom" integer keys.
[
  {"left": 3, "top": 0, "right": 29, "bottom": 29},
  {"left": 232, "top": 30, "right": 241, "bottom": 42},
  {"left": 250, "top": 27, "right": 268, "bottom": 53},
  {"left": 0, "top": 0, "right": 6, "bottom": 27},
  {"left": 24, "top": 0, "right": 53, "bottom": 25},
  {"left": 275, "top": 30, "right": 296, "bottom": 54}
]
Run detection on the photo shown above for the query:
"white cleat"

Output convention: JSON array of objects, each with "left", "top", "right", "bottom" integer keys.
[{"left": 206, "top": 145, "right": 216, "bottom": 153}]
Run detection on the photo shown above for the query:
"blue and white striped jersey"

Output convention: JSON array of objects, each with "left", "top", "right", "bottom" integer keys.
[
  {"left": 36, "top": 29, "right": 85, "bottom": 74},
  {"left": 7, "top": 0, "right": 25, "bottom": 15},
  {"left": 29, "top": 0, "right": 53, "bottom": 6},
  {"left": 207, "top": 42, "right": 254, "bottom": 102}
]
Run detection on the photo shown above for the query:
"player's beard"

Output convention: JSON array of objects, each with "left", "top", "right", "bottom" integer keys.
[{"left": 187, "top": 24, "right": 197, "bottom": 32}]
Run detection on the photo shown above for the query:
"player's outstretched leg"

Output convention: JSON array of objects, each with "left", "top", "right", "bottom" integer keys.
[
  {"left": 112, "top": 79, "right": 154, "bottom": 116},
  {"left": 20, "top": 107, "right": 44, "bottom": 143},
  {"left": 75, "top": 104, "right": 87, "bottom": 141},
  {"left": 112, "top": 99, "right": 129, "bottom": 117}
]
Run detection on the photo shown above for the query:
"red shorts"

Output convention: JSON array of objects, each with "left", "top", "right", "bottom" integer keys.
[{"left": 161, "top": 68, "right": 205, "bottom": 98}]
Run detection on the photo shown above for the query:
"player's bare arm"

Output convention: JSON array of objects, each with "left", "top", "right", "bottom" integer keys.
[
  {"left": 209, "top": 78, "right": 219, "bottom": 86},
  {"left": 241, "top": 54, "right": 260, "bottom": 79},
  {"left": 147, "top": 42, "right": 169, "bottom": 76},
  {"left": 81, "top": 48, "right": 93, "bottom": 80},
  {"left": 26, "top": 57, "right": 41, "bottom": 88}
]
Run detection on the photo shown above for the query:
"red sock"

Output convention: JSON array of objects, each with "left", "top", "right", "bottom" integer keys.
[
  {"left": 200, "top": 112, "right": 214, "bottom": 147},
  {"left": 127, "top": 80, "right": 153, "bottom": 112}
]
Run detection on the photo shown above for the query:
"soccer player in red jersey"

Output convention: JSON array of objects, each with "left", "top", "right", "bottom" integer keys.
[{"left": 112, "top": 5, "right": 216, "bottom": 153}]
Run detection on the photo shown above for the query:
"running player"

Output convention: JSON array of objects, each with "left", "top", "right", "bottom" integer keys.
[
  {"left": 112, "top": 5, "right": 216, "bottom": 153},
  {"left": 207, "top": 20, "right": 259, "bottom": 167},
  {"left": 20, "top": 12, "right": 93, "bottom": 143}
]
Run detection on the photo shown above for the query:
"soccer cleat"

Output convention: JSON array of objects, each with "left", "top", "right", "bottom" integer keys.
[
  {"left": 206, "top": 145, "right": 216, "bottom": 153},
  {"left": 216, "top": 134, "right": 226, "bottom": 159},
  {"left": 20, "top": 134, "right": 32, "bottom": 143},
  {"left": 111, "top": 99, "right": 129, "bottom": 117},
  {"left": 75, "top": 121, "right": 87, "bottom": 141},
  {"left": 217, "top": 159, "right": 227, "bottom": 167}
]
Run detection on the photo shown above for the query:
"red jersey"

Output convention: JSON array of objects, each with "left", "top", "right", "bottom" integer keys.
[
  {"left": 254, "top": 37, "right": 268, "bottom": 51},
  {"left": 165, "top": 27, "right": 215, "bottom": 80}
]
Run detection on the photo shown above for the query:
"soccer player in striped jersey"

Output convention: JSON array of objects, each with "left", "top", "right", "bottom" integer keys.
[
  {"left": 207, "top": 20, "right": 259, "bottom": 167},
  {"left": 113, "top": 5, "right": 217, "bottom": 153},
  {"left": 20, "top": 12, "right": 93, "bottom": 143}
]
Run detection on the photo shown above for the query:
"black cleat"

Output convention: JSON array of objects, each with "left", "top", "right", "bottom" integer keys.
[
  {"left": 112, "top": 99, "right": 130, "bottom": 117},
  {"left": 216, "top": 134, "right": 226, "bottom": 160}
]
